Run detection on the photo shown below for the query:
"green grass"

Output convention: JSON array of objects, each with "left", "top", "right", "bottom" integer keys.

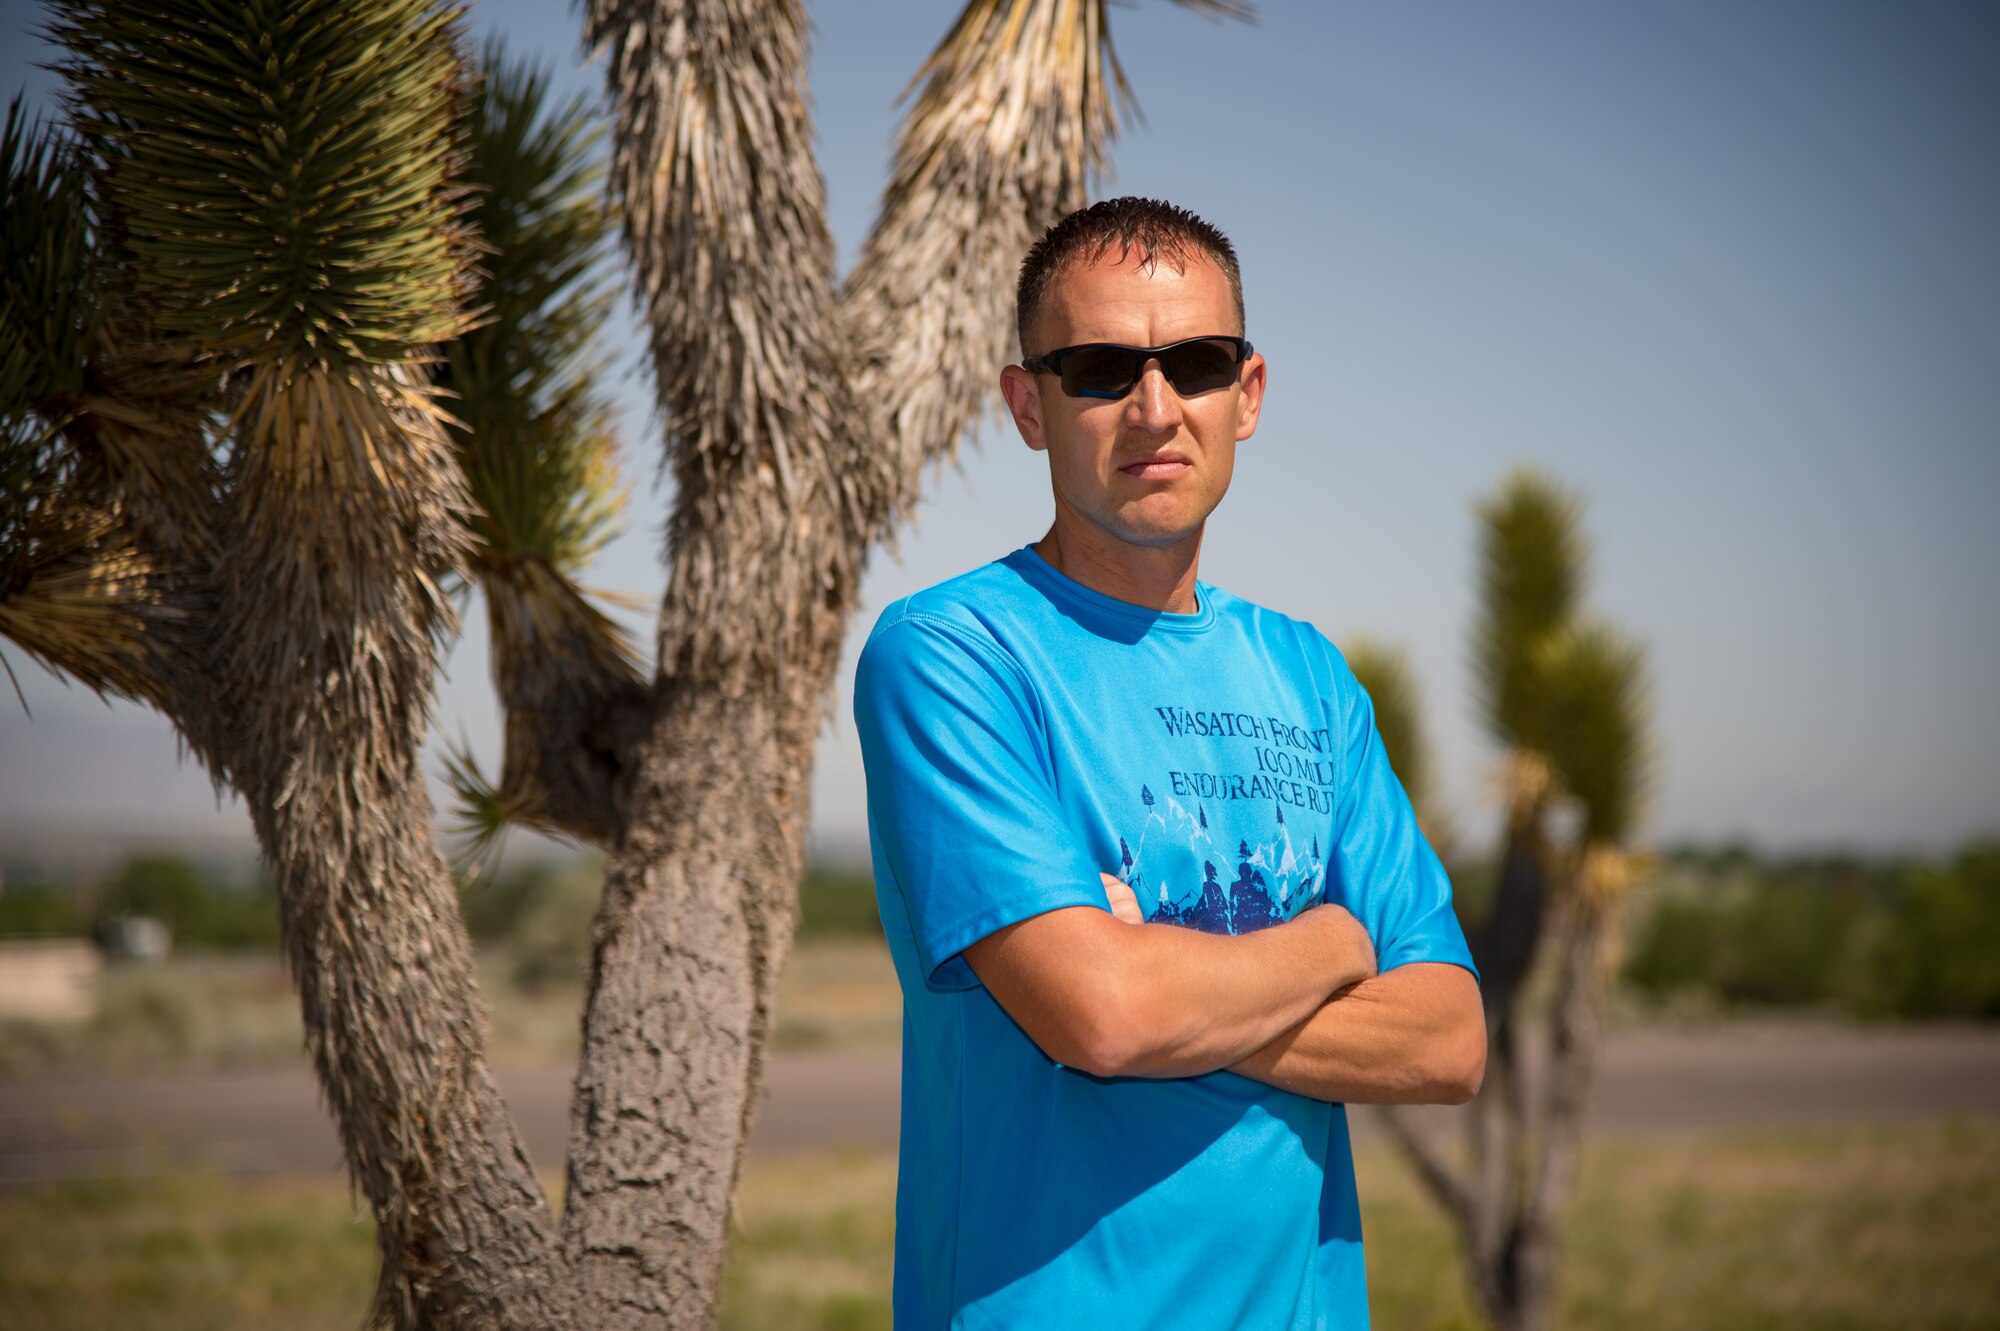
[
  {"left": 0, "top": 1170, "right": 377, "bottom": 1331},
  {"left": 1, "top": 1122, "right": 1994, "bottom": 1330},
  {"left": 1357, "top": 1120, "right": 2000, "bottom": 1330},
  {"left": 723, "top": 1150, "right": 897, "bottom": 1331}
]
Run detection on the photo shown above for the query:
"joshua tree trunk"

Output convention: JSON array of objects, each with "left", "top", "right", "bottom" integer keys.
[
  {"left": 246, "top": 780, "right": 573, "bottom": 1329},
  {"left": 563, "top": 687, "right": 816, "bottom": 1321},
  {"left": 213, "top": 370, "right": 578, "bottom": 1328},
  {"left": 1504, "top": 888, "right": 1617, "bottom": 1331}
]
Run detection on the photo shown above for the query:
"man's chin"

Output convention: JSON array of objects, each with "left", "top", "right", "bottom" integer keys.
[
  {"left": 1102, "top": 516, "right": 1207, "bottom": 552},
  {"left": 1050, "top": 495, "right": 1215, "bottom": 556}
]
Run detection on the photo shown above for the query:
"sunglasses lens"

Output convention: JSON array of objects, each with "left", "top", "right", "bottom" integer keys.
[
  {"left": 1058, "top": 346, "right": 1143, "bottom": 399},
  {"left": 1044, "top": 338, "right": 1246, "bottom": 399},
  {"left": 1158, "top": 339, "right": 1243, "bottom": 395}
]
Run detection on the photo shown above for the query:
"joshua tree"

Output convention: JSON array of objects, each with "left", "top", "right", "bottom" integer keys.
[
  {"left": 1350, "top": 471, "right": 1652, "bottom": 1331},
  {"left": 1, "top": 0, "right": 1248, "bottom": 1326}
]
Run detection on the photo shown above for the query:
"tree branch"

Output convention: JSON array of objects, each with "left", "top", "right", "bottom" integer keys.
[
  {"left": 841, "top": 0, "right": 1125, "bottom": 510},
  {"left": 1525, "top": 895, "right": 1613, "bottom": 1236},
  {"left": 584, "top": 0, "right": 877, "bottom": 692},
  {"left": 478, "top": 561, "right": 649, "bottom": 847}
]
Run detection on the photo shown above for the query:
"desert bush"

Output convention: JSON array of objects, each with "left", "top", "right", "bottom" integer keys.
[{"left": 1626, "top": 838, "right": 2000, "bottom": 1020}]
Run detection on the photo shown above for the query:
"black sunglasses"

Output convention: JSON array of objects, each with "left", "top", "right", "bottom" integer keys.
[{"left": 1021, "top": 335, "right": 1253, "bottom": 401}]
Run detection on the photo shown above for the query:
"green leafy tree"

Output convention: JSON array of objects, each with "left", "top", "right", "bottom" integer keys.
[
  {"left": 2, "top": 0, "right": 1252, "bottom": 1325},
  {"left": 97, "top": 854, "right": 206, "bottom": 926},
  {"left": 1868, "top": 842, "right": 2000, "bottom": 1018}
]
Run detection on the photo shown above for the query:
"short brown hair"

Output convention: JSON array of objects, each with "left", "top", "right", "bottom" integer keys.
[{"left": 1016, "top": 196, "right": 1244, "bottom": 354}]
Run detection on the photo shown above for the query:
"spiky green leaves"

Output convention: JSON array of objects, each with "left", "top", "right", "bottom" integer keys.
[
  {"left": 439, "top": 734, "right": 523, "bottom": 874},
  {"left": 1, "top": 101, "right": 198, "bottom": 711},
  {"left": 0, "top": 100, "right": 99, "bottom": 445},
  {"left": 441, "top": 44, "right": 624, "bottom": 581},
  {"left": 1538, "top": 623, "right": 1651, "bottom": 846},
  {"left": 53, "top": 0, "right": 470, "bottom": 368},
  {"left": 0, "top": 489, "right": 180, "bottom": 711},
  {"left": 0, "top": 101, "right": 80, "bottom": 575},
  {"left": 1472, "top": 468, "right": 1653, "bottom": 866},
  {"left": 1474, "top": 468, "right": 1584, "bottom": 750}
]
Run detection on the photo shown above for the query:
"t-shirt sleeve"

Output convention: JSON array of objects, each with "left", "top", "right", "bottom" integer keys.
[
  {"left": 1324, "top": 650, "right": 1479, "bottom": 979},
  {"left": 853, "top": 610, "right": 1110, "bottom": 992}
]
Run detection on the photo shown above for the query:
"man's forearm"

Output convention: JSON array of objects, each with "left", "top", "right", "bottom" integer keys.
[
  {"left": 966, "top": 900, "right": 1377, "bottom": 1080},
  {"left": 1228, "top": 962, "right": 1486, "bottom": 1104}
]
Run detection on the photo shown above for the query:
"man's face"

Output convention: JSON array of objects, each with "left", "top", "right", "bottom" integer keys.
[{"left": 1000, "top": 249, "right": 1265, "bottom": 558}]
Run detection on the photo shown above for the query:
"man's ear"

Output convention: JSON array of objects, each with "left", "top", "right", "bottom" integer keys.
[
  {"left": 1234, "top": 351, "right": 1267, "bottom": 443},
  {"left": 999, "top": 364, "right": 1049, "bottom": 453}
]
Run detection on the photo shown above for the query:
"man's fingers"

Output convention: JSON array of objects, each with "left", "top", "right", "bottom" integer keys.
[
  {"left": 1100, "top": 872, "right": 1145, "bottom": 925},
  {"left": 1299, "top": 901, "right": 1378, "bottom": 983}
]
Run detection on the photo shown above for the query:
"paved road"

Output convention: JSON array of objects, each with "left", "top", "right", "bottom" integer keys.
[{"left": 3, "top": 1025, "right": 1996, "bottom": 1188}]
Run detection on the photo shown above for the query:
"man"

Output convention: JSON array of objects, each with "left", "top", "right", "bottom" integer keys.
[{"left": 853, "top": 196, "right": 1484, "bottom": 1329}]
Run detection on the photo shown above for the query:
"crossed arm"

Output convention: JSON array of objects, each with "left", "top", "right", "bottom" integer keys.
[{"left": 962, "top": 873, "right": 1485, "bottom": 1104}]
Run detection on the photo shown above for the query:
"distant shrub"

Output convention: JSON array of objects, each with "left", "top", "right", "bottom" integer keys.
[
  {"left": 796, "top": 870, "right": 881, "bottom": 941},
  {"left": 0, "top": 886, "right": 84, "bottom": 937},
  {"left": 0, "top": 856, "right": 282, "bottom": 951},
  {"left": 1854, "top": 842, "right": 2000, "bottom": 1019},
  {"left": 1625, "top": 838, "right": 2000, "bottom": 1021},
  {"left": 1622, "top": 897, "right": 1719, "bottom": 998},
  {"left": 96, "top": 854, "right": 281, "bottom": 951}
]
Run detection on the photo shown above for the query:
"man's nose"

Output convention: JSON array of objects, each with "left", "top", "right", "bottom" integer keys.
[{"left": 1125, "top": 360, "right": 1183, "bottom": 434}]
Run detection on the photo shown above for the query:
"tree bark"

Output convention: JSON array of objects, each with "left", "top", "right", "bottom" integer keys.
[
  {"left": 1463, "top": 1014, "right": 1520, "bottom": 1321},
  {"left": 215, "top": 369, "right": 573, "bottom": 1329},
  {"left": 11, "top": 347, "right": 574, "bottom": 1326},
  {"left": 1505, "top": 894, "right": 1614, "bottom": 1331},
  {"left": 246, "top": 782, "right": 573, "bottom": 1330},
  {"left": 561, "top": 5, "right": 869, "bottom": 1317},
  {"left": 562, "top": 683, "right": 815, "bottom": 1325}
]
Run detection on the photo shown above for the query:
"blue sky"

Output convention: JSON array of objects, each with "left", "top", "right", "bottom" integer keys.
[{"left": 3, "top": 0, "right": 1996, "bottom": 859}]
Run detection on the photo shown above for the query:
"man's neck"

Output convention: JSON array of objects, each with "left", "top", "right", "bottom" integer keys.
[{"left": 1032, "top": 522, "right": 1204, "bottom": 615}]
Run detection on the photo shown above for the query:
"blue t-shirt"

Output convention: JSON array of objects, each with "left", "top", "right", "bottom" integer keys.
[{"left": 852, "top": 547, "right": 1475, "bottom": 1330}]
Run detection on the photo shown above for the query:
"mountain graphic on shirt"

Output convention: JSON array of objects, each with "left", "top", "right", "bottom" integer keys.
[{"left": 1121, "top": 785, "right": 1325, "bottom": 936}]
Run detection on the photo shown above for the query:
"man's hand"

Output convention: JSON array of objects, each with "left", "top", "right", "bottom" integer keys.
[
  {"left": 1231, "top": 962, "right": 1485, "bottom": 1105},
  {"left": 1101, "top": 872, "right": 1145, "bottom": 924},
  {"left": 965, "top": 876, "right": 1376, "bottom": 1080}
]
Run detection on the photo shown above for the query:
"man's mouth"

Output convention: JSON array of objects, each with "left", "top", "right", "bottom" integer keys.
[{"left": 1119, "top": 452, "right": 1192, "bottom": 479}]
